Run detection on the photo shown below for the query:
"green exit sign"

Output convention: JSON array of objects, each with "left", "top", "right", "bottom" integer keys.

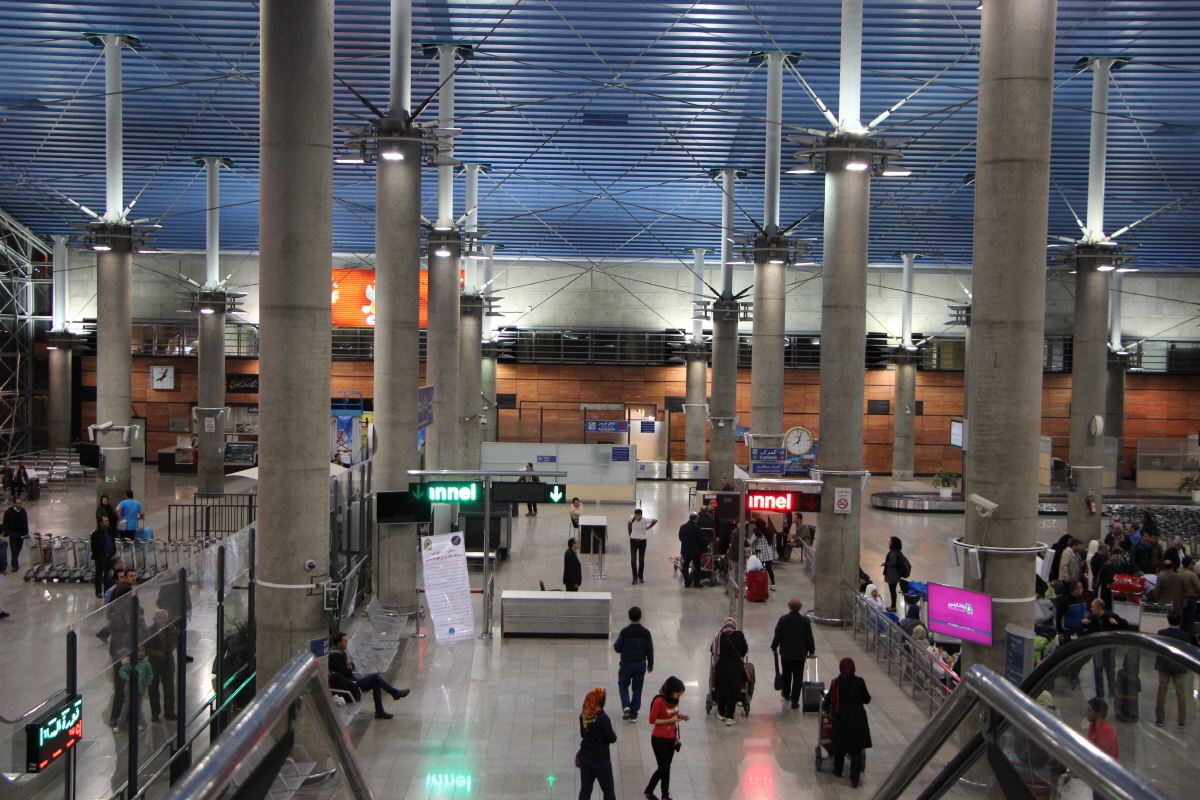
[
  {"left": 409, "top": 482, "right": 482, "bottom": 503},
  {"left": 546, "top": 484, "right": 566, "bottom": 503}
]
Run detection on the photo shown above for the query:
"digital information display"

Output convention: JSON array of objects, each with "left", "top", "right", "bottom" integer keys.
[
  {"left": 26, "top": 695, "right": 82, "bottom": 773},
  {"left": 927, "top": 583, "right": 993, "bottom": 646},
  {"left": 745, "top": 490, "right": 821, "bottom": 513}
]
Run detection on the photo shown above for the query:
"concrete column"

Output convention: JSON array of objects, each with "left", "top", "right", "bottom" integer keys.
[
  {"left": 960, "top": 0, "right": 1056, "bottom": 675},
  {"left": 196, "top": 308, "right": 225, "bottom": 494},
  {"left": 481, "top": 346, "right": 498, "bottom": 443},
  {"left": 707, "top": 169, "right": 739, "bottom": 487},
  {"left": 814, "top": 148, "right": 869, "bottom": 619},
  {"left": 48, "top": 236, "right": 72, "bottom": 450},
  {"left": 685, "top": 248, "right": 709, "bottom": 462},
  {"left": 256, "top": 0, "right": 333, "bottom": 682},
  {"left": 458, "top": 296, "right": 484, "bottom": 469},
  {"left": 892, "top": 253, "right": 917, "bottom": 480},
  {"left": 197, "top": 159, "right": 227, "bottom": 495},
  {"left": 426, "top": 238, "right": 462, "bottom": 469},
  {"left": 1068, "top": 255, "right": 1108, "bottom": 543},
  {"left": 95, "top": 239, "right": 132, "bottom": 500}
]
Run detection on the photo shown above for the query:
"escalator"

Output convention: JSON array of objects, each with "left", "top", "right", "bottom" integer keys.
[{"left": 870, "top": 632, "right": 1200, "bottom": 800}]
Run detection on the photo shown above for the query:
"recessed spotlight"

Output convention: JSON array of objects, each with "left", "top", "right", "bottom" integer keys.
[
  {"left": 92, "top": 244, "right": 111, "bottom": 251},
  {"left": 845, "top": 161, "right": 869, "bottom": 171},
  {"left": 379, "top": 150, "right": 404, "bottom": 161},
  {"left": 434, "top": 247, "right": 452, "bottom": 257},
  {"left": 1096, "top": 265, "right": 1116, "bottom": 272}
]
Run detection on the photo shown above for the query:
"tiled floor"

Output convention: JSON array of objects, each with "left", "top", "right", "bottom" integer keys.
[{"left": 6, "top": 468, "right": 1198, "bottom": 800}]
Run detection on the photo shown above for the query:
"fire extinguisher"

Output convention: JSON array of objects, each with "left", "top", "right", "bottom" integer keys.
[{"left": 1086, "top": 494, "right": 1097, "bottom": 515}]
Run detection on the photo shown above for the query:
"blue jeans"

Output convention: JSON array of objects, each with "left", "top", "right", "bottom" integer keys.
[
  {"left": 618, "top": 660, "right": 647, "bottom": 718},
  {"left": 355, "top": 672, "right": 399, "bottom": 714}
]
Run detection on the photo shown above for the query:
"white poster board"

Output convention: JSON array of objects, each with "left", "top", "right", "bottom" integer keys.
[{"left": 420, "top": 533, "right": 475, "bottom": 643}]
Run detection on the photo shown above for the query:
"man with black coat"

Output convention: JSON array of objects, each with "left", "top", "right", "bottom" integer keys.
[
  {"left": 1080, "top": 598, "right": 1124, "bottom": 699},
  {"left": 1154, "top": 612, "right": 1191, "bottom": 727},
  {"left": 328, "top": 631, "right": 409, "bottom": 719},
  {"left": 563, "top": 537, "right": 582, "bottom": 591},
  {"left": 771, "top": 597, "right": 817, "bottom": 709},
  {"left": 678, "top": 512, "right": 708, "bottom": 588},
  {"left": 144, "top": 609, "right": 178, "bottom": 722},
  {"left": 2, "top": 497, "right": 28, "bottom": 570},
  {"left": 613, "top": 606, "right": 654, "bottom": 722},
  {"left": 90, "top": 516, "right": 116, "bottom": 597}
]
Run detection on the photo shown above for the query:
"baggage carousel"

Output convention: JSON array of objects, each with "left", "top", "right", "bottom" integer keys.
[{"left": 870, "top": 491, "right": 1197, "bottom": 515}]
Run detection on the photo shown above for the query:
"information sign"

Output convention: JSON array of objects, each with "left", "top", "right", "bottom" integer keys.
[
  {"left": 833, "top": 487, "right": 852, "bottom": 514},
  {"left": 377, "top": 490, "right": 430, "bottom": 524},
  {"left": 418, "top": 385, "right": 435, "bottom": 431},
  {"left": 750, "top": 462, "right": 786, "bottom": 475},
  {"left": 640, "top": 420, "right": 656, "bottom": 433},
  {"left": 546, "top": 484, "right": 566, "bottom": 503},
  {"left": 585, "top": 420, "right": 629, "bottom": 433},
  {"left": 26, "top": 695, "right": 82, "bottom": 773},
  {"left": 410, "top": 482, "right": 482, "bottom": 503},
  {"left": 611, "top": 446, "right": 631, "bottom": 462},
  {"left": 421, "top": 533, "right": 475, "bottom": 643},
  {"left": 750, "top": 448, "right": 786, "bottom": 461},
  {"left": 745, "top": 490, "right": 821, "bottom": 513},
  {"left": 536, "top": 455, "right": 557, "bottom": 463}
]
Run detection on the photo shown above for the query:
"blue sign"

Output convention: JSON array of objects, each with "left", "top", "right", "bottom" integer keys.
[
  {"left": 586, "top": 420, "right": 629, "bottom": 433},
  {"left": 750, "top": 448, "right": 786, "bottom": 461},
  {"left": 611, "top": 446, "right": 631, "bottom": 462},
  {"left": 750, "top": 462, "right": 786, "bottom": 475},
  {"left": 735, "top": 425, "right": 751, "bottom": 441},
  {"left": 640, "top": 420, "right": 656, "bottom": 433},
  {"left": 418, "top": 385, "right": 435, "bottom": 431},
  {"left": 309, "top": 637, "right": 329, "bottom": 657},
  {"left": 537, "top": 455, "right": 557, "bottom": 463}
]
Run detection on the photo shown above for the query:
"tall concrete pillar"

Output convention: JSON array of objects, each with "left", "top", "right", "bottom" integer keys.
[
  {"left": 1067, "top": 254, "right": 1108, "bottom": 543},
  {"left": 1107, "top": 272, "right": 1125, "bottom": 487},
  {"left": 197, "top": 159, "right": 228, "bottom": 496},
  {"left": 458, "top": 296, "right": 484, "bottom": 469},
  {"left": 94, "top": 34, "right": 133, "bottom": 501},
  {"left": 814, "top": 0, "right": 870, "bottom": 621},
  {"left": 685, "top": 248, "right": 709, "bottom": 462},
  {"left": 95, "top": 238, "right": 132, "bottom": 500},
  {"left": 256, "top": 0, "right": 333, "bottom": 681},
  {"left": 750, "top": 52, "right": 786, "bottom": 439},
  {"left": 814, "top": 149, "right": 869, "bottom": 618},
  {"left": 892, "top": 252, "right": 917, "bottom": 480},
  {"left": 372, "top": 0, "right": 422, "bottom": 613},
  {"left": 708, "top": 169, "right": 740, "bottom": 487},
  {"left": 425, "top": 43, "right": 461, "bottom": 470},
  {"left": 48, "top": 235, "right": 73, "bottom": 450},
  {"left": 960, "top": 0, "right": 1056, "bottom": 674},
  {"left": 480, "top": 243, "right": 499, "bottom": 444}
]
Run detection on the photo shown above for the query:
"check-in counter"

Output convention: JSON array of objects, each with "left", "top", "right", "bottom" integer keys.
[{"left": 501, "top": 590, "right": 611, "bottom": 638}]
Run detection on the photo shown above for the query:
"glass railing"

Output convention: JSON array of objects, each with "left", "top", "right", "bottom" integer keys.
[{"left": 873, "top": 631, "right": 1200, "bottom": 800}]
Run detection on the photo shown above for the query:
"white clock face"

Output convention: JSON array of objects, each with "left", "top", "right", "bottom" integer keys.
[
  {"left": 785, "top": 426, "right": 813, "bottom": 456},
  {"left": 151, "top": 366, "right": 175, "bottom": 391}
]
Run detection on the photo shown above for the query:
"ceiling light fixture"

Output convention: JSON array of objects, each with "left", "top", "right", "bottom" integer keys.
[
  {"left": 434, "top": 247, "right": 452, "bottom": 257},
  {"left": 335, "top": 154, "right": 366, "bottom": 164},
  {"left": 92, "top": 244, "right": 111, "bottom": 251},
  {"left": 845, "top": 161, "right": 869, "bottom": 171},
  {"left": 379, "top": 150, "right": 404, "bottom": 161},
  {"left": 199, "top": 307, "right": 215, "bottom": 315},
  {"left": 1116, "top": 267, "right": 1138, "bottom": 272},
  {"left": 1096, "top": 265, "right": 1116, "bottom": 271}
]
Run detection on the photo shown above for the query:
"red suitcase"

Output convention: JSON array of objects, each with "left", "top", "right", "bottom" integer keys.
[{"left": 746, "top": 570, "right": 769, "bottom": 601}]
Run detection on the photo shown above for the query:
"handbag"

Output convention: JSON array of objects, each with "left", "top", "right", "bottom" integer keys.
[
  {"left": 575, "top": 751, "right": 581, "bottom": 769},
  {"left": 773, "top": 651, "right": 783, "bottom": 691}
]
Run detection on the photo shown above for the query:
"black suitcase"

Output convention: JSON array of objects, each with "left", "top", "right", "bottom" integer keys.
[{"left": 801, "top": 660, "right": 824, "bottom": 713}]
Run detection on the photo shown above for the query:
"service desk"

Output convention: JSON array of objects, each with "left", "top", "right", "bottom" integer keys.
[
  {"left": 501, "top": 590, "right": 611, "bottom": 638},
  {"left": 580, "top": 515, "right": 608, "bottom": 555}
]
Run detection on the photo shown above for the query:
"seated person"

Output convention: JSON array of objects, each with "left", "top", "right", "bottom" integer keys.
[{"left": 328, "top": 632, "right": 410, "bottom": 719}]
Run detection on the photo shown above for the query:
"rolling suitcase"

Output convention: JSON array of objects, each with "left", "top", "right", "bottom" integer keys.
[
  {"left": 801, "top": 659, "right": 824, "bottom": 713},
  {"left": 746, "top": 569, "right": 769, "bottom": 601}
]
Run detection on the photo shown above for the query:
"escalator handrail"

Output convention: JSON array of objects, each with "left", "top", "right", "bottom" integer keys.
[
  {"left": 871, "top": 664, "right": 1167, "bottom": 800},
  {"left": 911, "top": 631, "right": 1200, "bottom": 800}
]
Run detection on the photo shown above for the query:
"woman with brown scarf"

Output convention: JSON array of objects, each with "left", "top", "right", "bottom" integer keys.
[
  {"left": 577, "top": 687, "right": 617, "bottom": 800},
  {"left": 825, "top": 657, "right": 872, "bottom": 788}
]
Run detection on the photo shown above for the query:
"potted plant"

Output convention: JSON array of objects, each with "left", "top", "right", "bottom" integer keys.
[
  {"left": 1179, "top": 474, "right": 1200, "bottom": 504},
  {"left": 932, "top": 470, "right": 959, "bottom": 500}
]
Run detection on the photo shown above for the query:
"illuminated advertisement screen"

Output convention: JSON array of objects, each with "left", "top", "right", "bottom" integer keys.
[
  {"left": 927, "top": 583, "right": 993, "bottom": 646},
  {"left": 26, "top": 695, "right": 82, "bottom": 773},
  {"left": 332, "top": 268, "right": 463, "bottom": 329}
]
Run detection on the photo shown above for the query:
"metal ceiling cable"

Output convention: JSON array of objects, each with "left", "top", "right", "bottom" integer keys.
[
  {"left": 871, "top": 179, "right": 971, "bottom": 297},
  {"left": 1051, "top": 178, "right": 1088, "bottom": 235},
  {"left": 146, "top": 0, "right": 257, "bottom": 84}
]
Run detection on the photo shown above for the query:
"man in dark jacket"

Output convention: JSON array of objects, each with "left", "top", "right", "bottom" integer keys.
[
  {"left": 1133, "top": 532, "right": 1163, "bottom": 576},
  {"left": 1154, "top": 613, "right": 1191, "bottom": 727},
  {"left": 90, "top": 517, "right": 116, "bottom": 598},
  {"left": 144, "top": 609, "right": 178, "bottom": 722},
  {"left": 563, "top": 537, "right": 582, "bottom": 591},
  {"left": 1054, "top": 581, "right": 1089, "bottom": 689},
  {"left": 1089, "top": 543, "right": 1109, "bottom": 594},
  {"left": 328, "top": 632, "right": 409, "bottom": 719},
  {"left": 898, "top": 603, "right": 923, "bottom": 637},
  {"left": 1097, "top": 548, "right": 1129, "bottom": 610},
  {"left": 613, "top": 606, "right": 653, "bottom": 722},
  {"left": 678, "top": 512, "right": 708, "bottom": 588},
  {"left": 2, "top": 497, "right": 28, "bottom": 570},
  {"left": 1081, "top": 598, "right": 1124, "bottom": 699},
  {"left": 771, "top": 597, "right": 817, "bottom": 709}
]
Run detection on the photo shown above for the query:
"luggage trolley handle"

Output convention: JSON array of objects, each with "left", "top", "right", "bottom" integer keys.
[{"left": 804, "top": 658, "right": 819, "bottom": 685}]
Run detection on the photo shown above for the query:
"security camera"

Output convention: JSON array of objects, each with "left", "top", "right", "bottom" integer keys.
[
  {"left": 967, "top": 493, "right": 999, "bottom": 517},
  {"left": 304, "top": 559, "right": 318, "bottom": 571}
]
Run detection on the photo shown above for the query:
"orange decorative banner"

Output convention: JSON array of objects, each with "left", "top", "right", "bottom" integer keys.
[{"left": 332, "top": 269, "right": 461, "bottom": 328}]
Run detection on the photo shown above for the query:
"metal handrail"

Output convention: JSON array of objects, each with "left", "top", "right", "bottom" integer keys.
[
  {"left": 160, "top": 652, "right": 372, "bottom": 800},
  {"left": 869, "top": 663, "right": 1166, "bottom": 800},
  {"left": 913, "top": 631, "right": 1200, "bottom": 800}
]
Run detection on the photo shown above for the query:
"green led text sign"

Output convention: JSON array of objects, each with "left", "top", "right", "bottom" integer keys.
[{"left": 409, "top": 482, "right": 482, "bottom": 503}]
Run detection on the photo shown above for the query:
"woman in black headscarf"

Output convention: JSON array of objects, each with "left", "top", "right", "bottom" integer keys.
[{"left": 826, "top": 657, "right": 872, "bottom": 788}]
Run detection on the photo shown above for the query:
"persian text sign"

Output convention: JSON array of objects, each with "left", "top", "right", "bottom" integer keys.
[{"left": 420, "top": 533, "right": 475, "bottom": 643}]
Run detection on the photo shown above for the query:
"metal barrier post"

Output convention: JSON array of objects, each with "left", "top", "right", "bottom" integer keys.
[
  {"left": 128, "top": 594, "right": 141, "bottom": 798},
  {"left": 593, "top": 529, "right": 606, "bottom": 580},
  {"left": 64, "top": 631, "right": 76, "bottom": 800},
  {"left": 171, "top": 567, "right": 191, "bottom": 782},
  {"left": 480, "top": 476, "right": 493, "bottom": 639},
  {"left": 210, "top": 547, "right": 225, "bottom": 744}
]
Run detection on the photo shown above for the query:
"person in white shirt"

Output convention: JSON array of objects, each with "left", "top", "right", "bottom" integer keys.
[{"left": 627, "top": 508, "right": 657, "bottom": 585}]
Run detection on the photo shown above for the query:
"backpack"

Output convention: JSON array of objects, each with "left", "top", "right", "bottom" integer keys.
[
  {"left": 1063, "top": 602, "right": 1087, "bottom": 633},
  {"left": 898, "top": 552, "right": 912, "bottom": 579}
]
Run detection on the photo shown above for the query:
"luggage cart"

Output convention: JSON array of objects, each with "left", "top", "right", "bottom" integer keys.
[
  {"left": 48, "top": 536, "right": 73, "bottom": 582},
  {"left": 24, "top": 533, "right": 53, "bottom": 582},
  {"left": 78, "top": 538, "right": 94, "bottom": 584},
  {"left": 704, "top": 651, "right": 755, "bottom": 717},
  {"left": 814, "top": 699, "right": 866, "bottom": 772}
]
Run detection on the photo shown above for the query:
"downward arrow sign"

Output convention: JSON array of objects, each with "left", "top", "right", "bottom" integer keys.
[
  {"left": 549, "top": 486, "right": 564, "bottom": 502},
  {"left": 412, "top": 485, "right": 425, "bottom": 499}
]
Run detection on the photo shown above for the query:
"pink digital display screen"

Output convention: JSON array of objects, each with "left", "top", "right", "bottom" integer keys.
[{"left": 927, "top": 583, "right": 993, "bottom": 646}]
